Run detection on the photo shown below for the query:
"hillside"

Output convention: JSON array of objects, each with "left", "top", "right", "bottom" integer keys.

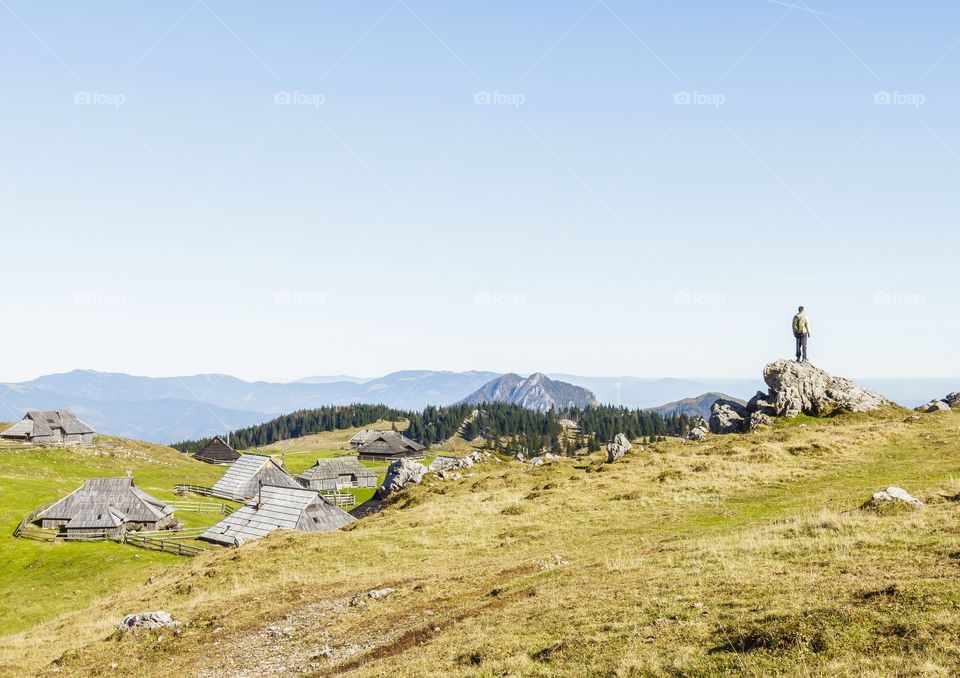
[
  {"left": 0, "top": 435, "right": 229, "bottom": 635},
  {"left": 461, "top": 373, "right": 598, "bottom": 412},
  {"left": 652, "top": 392, "right": 746, "bottom": 420},
  {"left": 4, "top": 406, "right": 960, "bottom": 675}
]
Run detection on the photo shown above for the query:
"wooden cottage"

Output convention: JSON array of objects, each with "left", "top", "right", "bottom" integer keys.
[
  {"left": 296, "top": 457, "right": 378, "bottom": 491},
  {"left": 357, "top": 431, "right": 425, "bottom": 462},
  {"left": 199, "top": 485, "right": 356, "bottom": 546},
  {"left": 193, "top": 436, "right": 240, "bottom": 465},
  {"left": 348, "top": 429, "right": 383, "bottom": 449},
  {"left": 208, "top": 453, "right": 301, "bottom": 502},
  {"left": 1, "top": 410, "right": 95, "bottom": 446},
  {"left": 36, "top": 477, "right": 175, "bottom": 537}
]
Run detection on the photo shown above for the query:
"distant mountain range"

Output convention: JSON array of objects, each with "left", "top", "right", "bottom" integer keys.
[
  {"left": 0, "top": 369, "right": 950, "bottom": 444},
  {"left": 460, "top": 373, "right": 598, "bottom": 412}
]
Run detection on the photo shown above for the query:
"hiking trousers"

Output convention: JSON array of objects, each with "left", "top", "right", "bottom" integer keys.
[{"left": 795, "top": 334, "right": 808, "bottom": 361}]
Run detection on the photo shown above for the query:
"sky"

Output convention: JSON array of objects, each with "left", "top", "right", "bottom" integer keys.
[{"left": 1, "top": 1, "right": 958, "bottom": 382}]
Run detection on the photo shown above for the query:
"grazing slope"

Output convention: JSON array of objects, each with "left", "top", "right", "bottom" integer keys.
[
  {"left": 0, "top": 435, "right": 229, "bottom": 636},
  {"left": 5, "top": 406, "right": 960, "bottom": 675},
  {"left": 460, "top": 373, "right": 598, "bottom": 412}
]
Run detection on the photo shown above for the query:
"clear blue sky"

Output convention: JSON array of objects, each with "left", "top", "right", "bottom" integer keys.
[{"left": 1, "top": 1, "right": 958, "bottom": 382}]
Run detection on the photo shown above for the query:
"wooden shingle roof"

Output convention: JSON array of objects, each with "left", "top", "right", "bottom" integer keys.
[
  {"left": 208, "top": 453, "right": 300, "bottom": 501},
  {"left": 357, "top": 431, "right": 425, "bottom": 457},
  {"left": 194, "top": 436, "right": 240, "bottom": 464},
  {"left": 1, "top": 410, "right": 95, "bottom": 439},
  {"left": 200, "top": 485, "right": 355, "bottom": 546},
  {"left": 296, "top": 457, "right": 377, "bottom": 483},
  {"left": 36, "top": 477, "right": 172, "bottom": 524}
]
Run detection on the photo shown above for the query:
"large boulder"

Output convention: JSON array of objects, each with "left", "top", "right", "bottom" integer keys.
[
  {"left": 746, "top": 391, "right": 777, "bottom": 416},
  {"left": 379, "top": 458, "right": 427, "bottom": 497},
  {"left": 606, "top": 433, "right": 632, "bottom": 463},
  {"left": 918, "top": 400, "right": 950, "bottom": 413},
  {"left": 945, "top": 393, "right": 960, "bottom": 408},
  {"left": 686, "top": 426, "right": 708, "bottom": 441},
  {"left": 762, "top": 360, "right": 888, "bottom": 417},
  {"left": 118, "top": 611, "right": 179, "bottom": 630},
  {"left": 709, "top": 399, "right": 749, "bottom": 434}
]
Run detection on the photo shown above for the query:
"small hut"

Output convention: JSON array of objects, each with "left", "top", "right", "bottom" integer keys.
[
  {"left": 193, "top": 436, "right": 240, "bottom": 465},
  {"left": 1, "top": 410, "right": 95, "bottom": 446},
  {"left": 357, "top": 431, "right": 425, "bottom": 462},
  {"left": 199, "top": 485, "right": 355, "bottom": 546},
  {"left": 36, "top": 477, "right": 175, "bottom": 537},
  {"left": 208, "top": 453, "right": 301, "bottom": 502},
  {"left": 296, "top": 457, "right": 378, "bottom": 491}
]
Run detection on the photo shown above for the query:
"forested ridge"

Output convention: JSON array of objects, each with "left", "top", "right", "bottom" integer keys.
[{"left": 172, "top": 402, "right": 698, "bottom": 455}]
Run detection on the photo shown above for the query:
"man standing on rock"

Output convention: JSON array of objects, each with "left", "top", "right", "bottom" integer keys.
[{"left": 793, "top": 306, "right": 810, "bottom": 362}]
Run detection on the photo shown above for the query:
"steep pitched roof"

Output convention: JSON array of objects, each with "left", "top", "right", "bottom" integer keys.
[
  {"left": 209, "top": 453, "right": 299, "bottom": 500},
  {"left": 37, "top": 477, "right": 172, "bottom": 524},
  {"left": 194, "top": 436, "right": 240, "bottom": 464},
  {"left": 358, "top": 431, "right": 425, "bottom": 457},
  {"left": 296, "top": 457, "right": 377, "bottom": 483},
  {"left": 26, "top": 410, "right": 95, "bottom": 437},
  {"left": 200, "top": 485, "right": 355, "bottom": 546}
]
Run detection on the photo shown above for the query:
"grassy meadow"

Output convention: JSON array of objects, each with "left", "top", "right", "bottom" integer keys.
[{"left": 2, "top": 407, "right": 960, "bottom": 675}]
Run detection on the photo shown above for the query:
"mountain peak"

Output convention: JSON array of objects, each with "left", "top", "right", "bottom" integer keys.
[{"left": 459, "top": 373, "right": 597, "bottom": 412}]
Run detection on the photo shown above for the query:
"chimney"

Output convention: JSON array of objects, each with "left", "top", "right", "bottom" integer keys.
[{"left": 257, "top": 480, "right": 263, "bottom": 509}]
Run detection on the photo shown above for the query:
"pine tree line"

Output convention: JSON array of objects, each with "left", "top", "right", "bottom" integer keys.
[{"left": 172, "top": 402, "right": 697, "bottom": 456}]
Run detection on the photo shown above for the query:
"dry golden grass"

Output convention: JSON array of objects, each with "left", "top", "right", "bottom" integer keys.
[{"left": 4, "top": 408, "right": 960, "bottom": 676}]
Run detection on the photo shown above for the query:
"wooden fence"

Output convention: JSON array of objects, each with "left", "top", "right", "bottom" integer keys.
[
  {"left": 319, "top": 491, "right": 356, "bottom": 507},
  {"left": 125, "top": 533, "right": 204, "bottom": 557},
  {"left": 173, "top": 483, "right": 217, "bottom": 498},
  {"left": 170, "top": 500, "right": 234, "bottom": 515}
]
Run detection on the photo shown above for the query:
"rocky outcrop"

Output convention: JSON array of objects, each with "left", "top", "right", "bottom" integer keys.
[
  {"left": 918, "top": 400, "right": 951, "bottom": 413},
  {"left": 606, "top": 433, "right": 632, "bottom": 463},
  {"left": 118, "top": 611, "right": 179, "bottom": 630},
  {"left": 379, "top": 459, "right": 427, "bottom": 497},
  {"left": 709, "top": 360, "right": 889, "bottom": 435},
  {"left": 748, "top": 411, "right": 774, "bottom": 430},
  {"left": 686, "top": 426, "right": 708, "bottom": 441},
  {"left": 709, "top": 399, "right": 749, "bottom": 434},
  {"left": 946, "top": 393, "right": 960, "bottom": 408},
  {"left": 868, "top": 486, "right": 923, "bottom": 508},
  {"left": 762, "top": 360, "right": 888, "bottom": 417}
]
